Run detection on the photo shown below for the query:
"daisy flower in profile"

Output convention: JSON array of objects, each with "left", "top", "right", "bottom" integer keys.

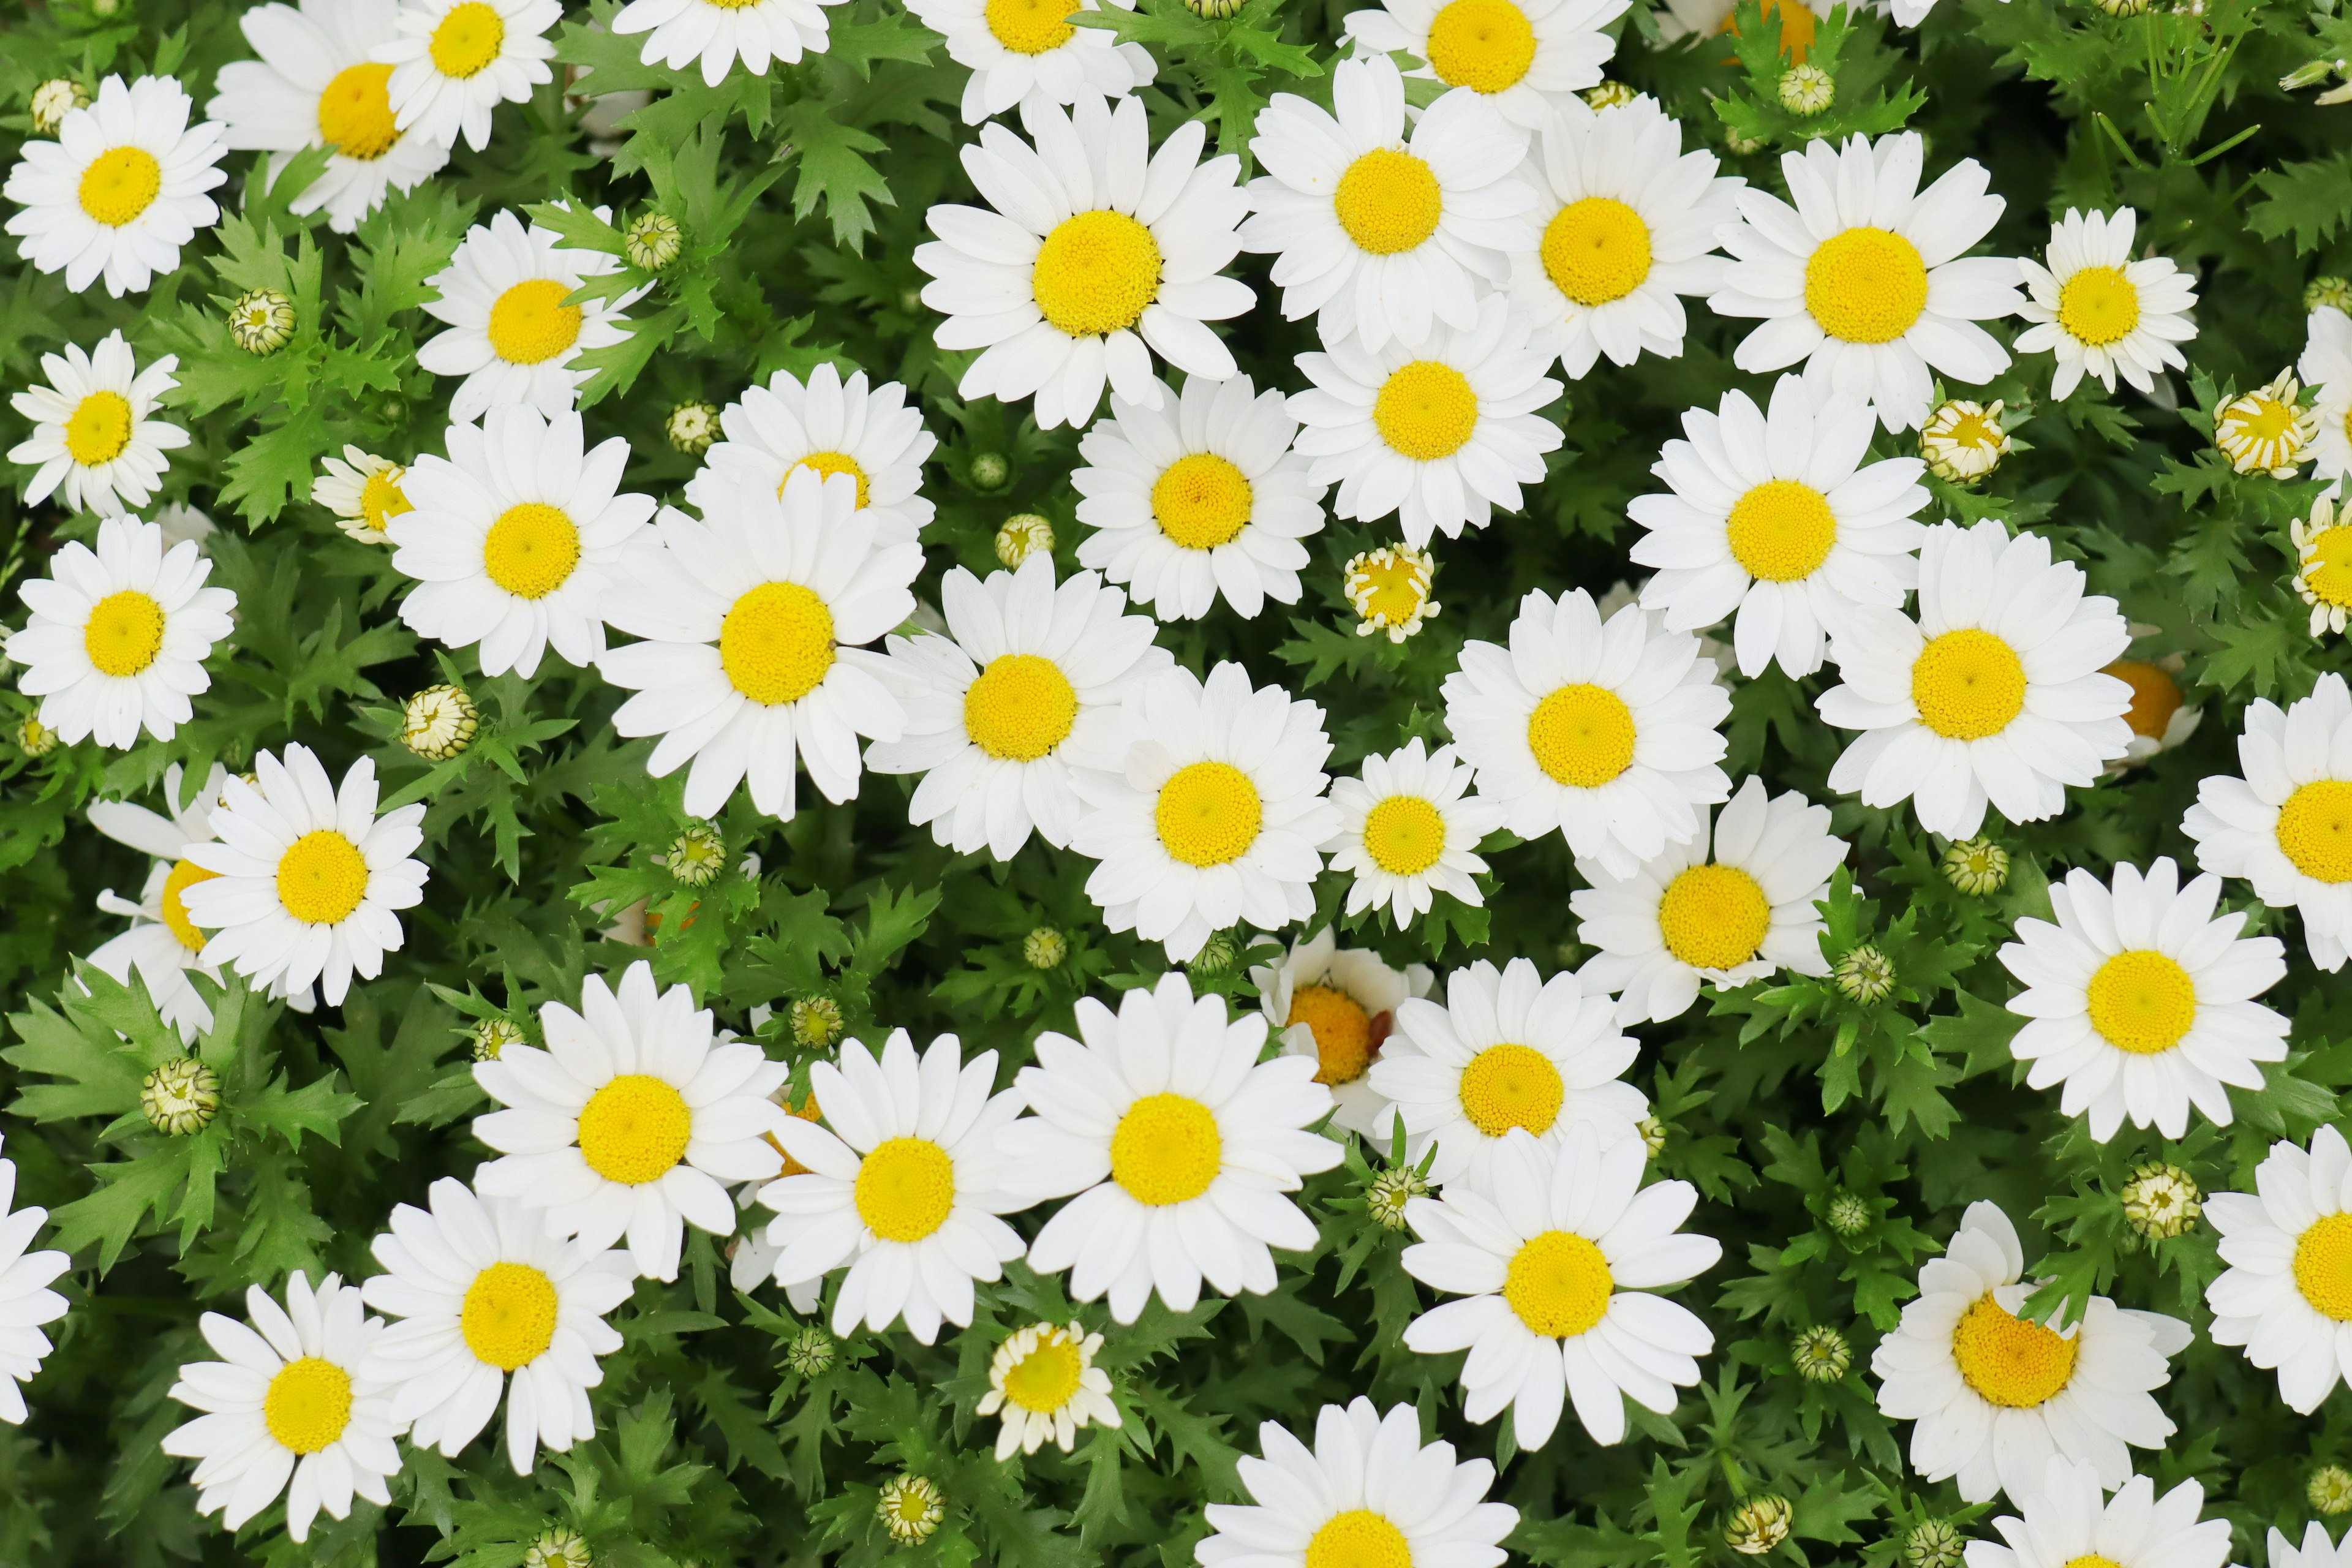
[
  {"left": 1200, "top": 1399, "right": 1517, "bottom": 1568},
  {"left": 389, "top": 407, "right": 655, "bottom": 678},
  {"left": 472, "top": 961, "right": 790, "bottom": 1282},
  {"left": 2013, "top": 208, "right": 2197, "bottom": 400},
  {"left": 1246, "top": 927, "right": 1433, "bottom": 1138},
  {"left": 1501, "top": 92, "right": 1743, "bottom": 378},
  {"left": 181, "top": 744, "right": 429, "bottom": 1007},
  {"left": 1711, "top": 131, "right": 2021, "bottom": 432},
  {"left": 1997, "top": 857, "right": 2288, "bottom": 1142},
  {"left": 208, "top": 0, "right": 451, "bottom": 233},
  {"left": 614, "top": 0, "right": 847, "bottom": 86},
  {"left": 1003, "top": 972, "right": 1343, "bottom": 1322},
  {"left": 1343, "top": 0, "right": 1627, "bottom": 127},
  {"left": 2180, "top": 672, "right": 2352, "bottom": 971},
  {"left": 1324, "top": 739, "right": 1504, "bottom": 926},
  {"left": 3, "top": 75, "right": 228, "bottom": 297},
  {"left": 7, "top": 331, "right": 189, "bottom": 516},
  {"left": 599, "top": 467, "right": 921, "bottom": 821},
  {"left": 865, "top": 556, "right": 1170, "bottom": 861},
  {"left": 2298, "top": 304, "right": 2351, "bottom": 492},
  {"left": 1401, "top": 1124, "right": 1719, "bottom": 1447},
  {"left": 1627, "top": 374, "right": 1929, "bottom": 679},
  {"left": 908, "top": 0, "right": 1154, "bottom": 125},
  {"left": 378, "top": 0, "right": 560, "bottom": 153},
  {"left": 315, "top": 447, "right": 412, "bottom": 545},
  {"left": 1289, "top": 294, "right": 1564, "bottom": 549},
  {"left": 1968, "top": 1458, "right": 2233, "bottom": 1568},
  {"left": 975, "top": 1322, "right": 1121, "bottom": 1459},
  {"left": 417, "top": 208, "right": 639, "bottom": 423},
  {"left": 1240, "top": 55, "right": 1533, "bottom": 353},
  {"left": 1573, "top": 775, "right": 1844, "bottom": 1026},
  {"left": 162, "top": 1272, "right": 402, "bottom": 1544},
  {"left": 0, "top": 1136, "right": 70, "bottom": 1426},
  {"left": 1068, "top": 660, "right": 1340, "bottom": 963},
  {"left": 6, "top": 514, "right": 236, "bottom": 751},
  {"left": 2207, "top": 1125, "right": 2352, "bottom": 1413},
  {"left": 361, "top": 1177, "right": 634, "bottom": 1475},
  {"left": 1869, "top": 1200, "right": 2188, "bottom": 1504},
  {"left": 1441, "top": 587, "right": 1732, "bottom": 879},
  {"left": 1071, "top": 372, "right": 1328, "bottom": 622},
  {"left": 2215, "top": 371, "right": 2318, "bottom": 479},
  {"left": 915, "top": 95, "right": 1251, "bottom": 431},
  {"left": 682, "top": 364, "right": 937, "bottom": 549},
  {"left": 757, "top": 1030, "right": 1028, "bottom": 1343},
  {"left": 1816, "top": 521, "right": 2133, "bottom": 839},
  {"left": 85, "top": 763, "right": 234, "bottom": 1041}
]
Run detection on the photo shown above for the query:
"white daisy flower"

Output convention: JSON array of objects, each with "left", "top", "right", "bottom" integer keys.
[
  {"left": 388, "top": 406, "right": 654, "bottom": 679},
  {"left": 613, "top": 0, "right": 847, "bottom": 87},
  {"left": 682, "top": 363, "right": 937, "bottom": 549},
  {"left": 1997, "top": 856, "right": 2289, "bottom": 1142},
  {"left": 757, "top": 1029, "right": 1028, "bottom": 1343},
  {"left": 162, "top": 1272, "right": 404, "bottom": 1544},
  {"left": 377, "top": 0, "right": 560, "bottom": 153},
  {"left": 1288, "top": 293, "right": 1564, "bottom": 549},
  {"left": 315, "top": 446, "right": 413, "bottom": 545},
  {"left": 6, "top": 514, "right": 236, "bottom": 751},
  {"left": 2180, "top": 671, "right": 2352, "bottom": 972},
  {"left": 417, "top": 208, "right": 639, "bottom": 424},
  {"left": 2300, "top": 305, "right": 2352, "bottom": 495},
  {"left": 976, "top": 1321, "right": 1121, "bottom": 1459},
  {"left": 915, "top": 94, "right": 1251, "bottom": 431},
  {"left": 1967, "top": 1457, "right": 2233, "bottom": 1568},
  {"left": 1868, "top": 1200, "right": 2188, "bottom": 1504},
  {"left": 360, "top": 1177, "right": 634, "bottom": 1475},
  {"left": 1323, "top": 739, "right": 1505, "bottom": 925},
  {"left": 1070, "top": 372, "right": 1328, "bottom": 622},
  {"left": 85, "top": 763, "right": 236, "bottom": 1041},
  {"left": 7, "top": 330, "right": 189, "bottom": 516},
  {"left": 1573, "top": 774, "right": 1845, "bottom": 1026},
  {"left": 1003, "top": 971, "right": 1343, "bottom": 1322},
  {"left": 599, "top": 467, "right": 921, "bottom": 821},
  {"left": 3, "top": 75, "right": 228, "bottom": 297},
  {"left": 2216, "top": 371, "right": 2318, "bottom": 480},
  {"left": 907, "top": 0, "right": 1155, "bottom": 125},
  {"left": 1501, "top": 92, "right": 1742, "bottom": 379},
  {"left": 473, "top": 960, "right": 790, "bottom": 1283},
  {"left": 2013, "top": 208, "right": 2197, "bottom": 401},
  {"left": 2275, "top": 1524, "right": 2352, "bottom": 1568},
  {"left": 1816, "top": 521, "right": 2133, "bottom": 840},
  {"left": 0, "top": 1136, "right": 71, "bottom": 1427},
  {"left": 1440, "top": 587, "right": 1732, "bottom": 879},
  {"left": 1240, "top": 55, "right": 1534, "bottom": 353},
  {"left": 1068, "top": 660, "right": 1341, "bottom": 964},
  {"left": 208, "top": 0, "right": 452, "bottom": 234},
  {"left": 1199, "top": 1398, "right": 1517, "bottom": 1568},
  {"left": 1344, "top": 0, "right": 1626, "bottom": 128},
  {"left": 1247, "top": 926, "right": 1433, "bottom": 1139},
  {"left": 2207, "top": 1125, "right": 2352, "bottom": 1413},
  {"left": 1711, "top": 131, "right": 2021, "bottom": 433},
  {"left": 1628, "top": 374, "right": 1928, "bottom": 679},
  {"left": 180, "top": 743, "right": 430, "bottom": 1007},
  {"left": 1401, "top": 1123, "right": 1719, "bottom": 1447},
  {"left": 865, "top": 555, "right": 1171, "bottom": 861}
]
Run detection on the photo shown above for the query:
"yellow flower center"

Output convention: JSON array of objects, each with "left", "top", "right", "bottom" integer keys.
[
  {"left": 317, "top": 62, "right": 400, "bottom": 160},
  {"left": 1911, "top": 628, "right": 2026, "bottom": 741},
  {"left": 77, "top": 146, "right": 162, "bottom": 227},
  {"left": 1306, "top": 1510, "right": 1415, "bottom": 1568},
  {"left": 161, "top": 858, "right": 219, "bottom": 953},
  {"left": 1457, "top": 1042, "right": 1563, "bottom": 1137},
  {"left": 2304, "top": 524, "right": 2352, "bottom": 609},
  {"left": 486, "top": 277, "right": 583, "bottom": 365},
  {"left": 481, "top": 502, "right": 581, "bottom": 599},
  {"left": 263, "top": 1356, "right": 354, "bottom": 1455},
  {"left": 2277, "top": 780, "right": 2352, "bottom": 883},
  {"left": 460, "top": 1261, "right": 558, "bottom": 1370},
  {"left": 1541, "top": 197, "right": 1654, "bottom": 308},
  {"left": 1423, "top": 0, "right": 1537, "bottom": 93},
  {"left": 360, "top": 467, "right": 412, "bottom": 533},
  {"left": 985, "top": 0, "right": 1077, "bottom": 53},
  {"left": 2295, "top": 1212, "right": 2352, "bottom": 1321},
  {"left": 2224, "top": 398, "right": 2299, "bottom": 446},
  {"left": 1151, "top": 452, "right": 1254, "bottom": 549},
  {"left": 576, "top": 1072, "right": 693, "bottom": 1184},
  {"left": 429, "top": 1, "right": 507, "bottom": 78},
  {"left": 1333, "top": 147, "right": 1444, "bottom": 256},
  {"left": 1287, "top": 983, "right": 1376, "bottom": 1085},
  {"left": 854, "top": 1136, "right": 958, "bottom": 1242},
  {"left": 2103, "top": 658, "right": 2182, "bottom": 740},
  {"left": 1003, "top": 1329, "right": 1087, "bottom": 1411},
  {"left": 1031, "top": 209, "right": 1162, "bottom": 338},
  {"left": 82, "top": 589, "right": 165, "bottom": 677},
  {"left": 1942, "top": 407, "right": 2001, "bottom": 454},
  {"left": 2083, "top": 949, "right": 2197, "bottom": 1055},
  {"left": 720, "top": 581, "right": 836, "bottom": 706},
  {"left": 1726, "top": 479, "right": 1838, "bottom": 582},
  {"left": 1804, "top": 227, "right": 1929, "bottom": 345},
  {"left": 2066, "top": 1556, "right": 2125, "bottom": 1568},
  {"left": 963, "top": 652, "right": 1078, "bottom": 761},
  {"left": 785, "top": 450, "right": 871, "bottom": 508},
  {"left": 1373, "top": 361, "right": 1479, "bottom": 462},
  {"left": 1526, "top": 682, "right": 1637, "bottom": 788},
  {"left": 1154, "top": 760, "right": 1262, "bottom": 867},
  {"left": 1657, "top": 862, "right": 1771, "bottom": 971},
  {"left": 64, "top": 390, "right": 134, "bottom": 467},
  {"left": 2056, "top": 265, "right": 2140, "bottom": 349},
  {"left": 1950, "top": 1294, "right": 2076, "bottom": 1408},
  {"left": 1363, "top": 793, "right": 1447, "bottom": 875},
  {"left": 1349, "top": 552, "right": 1430, "bottom": 625},
  {"left": 1110, "top": 1092, "right": 1222, "bottom": 1205},
  {"left": 1502, "top": 1229, "right": 1613, "bottom": 1337},
  {"left": 275, "top": 830, "right": 370, "bottom": 925}
]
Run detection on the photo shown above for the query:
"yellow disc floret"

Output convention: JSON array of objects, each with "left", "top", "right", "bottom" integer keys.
[
  {"left": 1503, "top": 1229, "right": 1613, "bottom": 1337},
  {"left": 317, "top": 62, "right": 400, "bottom": 160},
  {"left": 361, "top": 466, "right": 412, "bottom": 533},
  {"left": 1726, "top": 480, "right": 1838, "bottom": 582},
  {"left": 1154, "top": 760, "right": 1263, "bottom": 866},
  {"left": 2303, "top": 522, "right": 2352, "bottom": 609},
  {"left": 263, "top": 1356, "right": 355, "bottom": 1455},
  {"left": 65, "top": 390, "right": 134, "bottom": 466},
  {"left": 1287, "top": 984, "right": 1376, "bottom": 1085},
  {"left": 963, "top": 653, "right": 1079, "bottom": 761},
  {"left": 2083, "top": 949, "right": 2198, "bottom": 1055},
  {"left": 1110, "top": 1092, "right": 1223, "bottom": 1205},
  {"left": 1363, "top": 794, "right": 1447, "bottom": 875},
  {"left": 1423, "top": 0, "right": 1538, "bottom": 94},
  {"left": 1804, "top": 227, "right": 1929, "bottom": 345},
  {"left": 78, "top": 146, "right": 162, "bottom": 227},
  {"left": 1151, "top": 453, "right": 1255, "bottom": 549},
  {"left": 1333, "top": 148, "right": 1444, "bottom": 256},
  {"left": 276, "top": 830, "right": 370, "bottom": 925},
  {"left": 1657, "top": 863, "right": 1771, "bottom": 971},
  {"left": 482, "top": 502, "right": 581, "bottom": 599},
  {"left": 1306, "top": 1510, "right": 1415, "bottom": 1568},
  {"left": 2278, "top": 780, "right": 2352, "bottom": 883},
  {"left": 429, "top": 1, "right": 507, "bottom": 77},
  {"left": 460, "top": 1261, "right": 558, "bottom": 1370},
  {"left": 576, "top": 1073, "right": 693, "bottom": 1184},
  {"left": 1541, "top": 198, "right": 1654, "bottom": 308},
  {"left": 486, "top": 277, "right": 583, "bottom": 365},
  {"left": 854, "top": 1137, "right": 958, "bottom": 1242},
  {"left": 82, "top": 589, "right": 165, "bottom": 677},
  {"left": 986, "top": 0, "right": 1078, "bottom": 53},
  {"left": 2294, "top": 1212, "right": 2352, "bottom": 1321},
  {"left": 1911, "top": 628, "right": 2026, "bottom": 740},
  {"left": 721, "top": 581, "right": 837, "bottom": 706},
  {"left": 1949, "top": 1294, "right": 2076, "bottom": 1408},
  {"left": 2056, "top": 265, "right": 2140, "bottom": 348},
  {"left": 1457, "top": 1042, "right": 1564, "bottom": 1137},
  {"left": 1527, "top": 682, "right": 1637, "bottom": 788},
  {"left": 1032, "top": 210, "right": 1162, "bottom": 338},
  {"left": 1373, "top": 361, "right": 1479, "bottom": 462},
  {"left": 161, "top": 858, "right": 219, "bottom": 953}
]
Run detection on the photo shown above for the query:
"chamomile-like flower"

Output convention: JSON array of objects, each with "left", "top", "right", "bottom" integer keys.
[
  {"left": 378, "top": 0, "right": 560, "bottom": 153},
  {"left": 1247, "top": 927, "right": 1433, "bottom": 1138},
  {"left": 908, "top": 0, "right": 1155, "bottom": 124},
  {"left": 0, "top": 1136, "right": 70, "bottom": 1426},
  {"left": 85, "top": 763, "right": 234, "bottom": 1041},
  {"left": 976, "top": 1321, "right": 1121, "bottom": 1458},
  {"left": 2299, "top": 304, "right": 2352, "bottom": 493},
  {"left": 682, "top": 364, "right": 937, "bottom": 549},
  {"left": 2207, "top": 1125, "right": 2352, "bottom": 1413},
  {"left": 1323, "top": 739, "right": 1504, "bottom": 925},
  {"left": 2216, "top": 372, "right": 2318, "bottom": 479},
  {"left": 2013, "top": 208, "right": 2198, "bottom": 401},
  {"left": 1343, "top": 0, "right": 1627, "bottom": 127},
  {"left": 315, "top": 447, "right": 412, "bottom": 545},
  {"left": 613, "top": 0, "right": 847, "bottom": 87},
  {"left": 3, "top": 75, "right": 228, "bottom": 297},
  {"left": 7, "top": 331, "right": 189, "bottom": 516},
  {"left": 2297, "top": 497, "right": 2352, "bottom": 638},
  {"left": 1967, "top": 1458, "right": 2233, "bottom": 1568},
  {"left": 416, "top": 208, "right": 639, "bottom": 423}
]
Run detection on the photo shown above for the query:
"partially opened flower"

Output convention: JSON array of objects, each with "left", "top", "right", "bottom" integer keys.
[{"left": 974, "top": 1322, "right": 1121, "bottom": 1458}]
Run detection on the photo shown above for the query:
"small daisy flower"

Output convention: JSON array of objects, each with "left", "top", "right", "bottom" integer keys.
[
  {"left": 7, "top": 331, "right": 189, "bottom": 516},
  {"left": 1240, "top": 55, "right": 1534, "bottom": 353},
  {"left": 1247, "top": 926, "right": 1433, "bottom": 1138},
  {"left": 2216, "top": 371, "right": 2318, "bottom": 478},
  {"left": 1816, "top": 521, "right": 2133, "bottom": 840},
  {"left": 908, "top": 0, "right": 1155, "bottom": 124},
  {"left": 1711, "top": 131, "right": 2021, "bottom": 433},
  {"left": 2013, "top": 208, "right": 2198, "bottom": 401},
  {"left": 85, "top": 763, "right": 235, "bottom": 1040},
  {"left": 1921, "top": 398, "right": 2010, "bottom": 483},
  {"left": 417, "top": 208, "right": 640, "bottom": 424},
  {"left": 1071, "top": 372, "right": 1328, "bottom": 622},
  {"left": 975, "top": 1322, "right": 1121, "bottom": 1459},
  {"left": 29, "top": 80, "right": 89, "bottom": 135},
  {"left": 613, "top": 0, "right": 848, "bottom": 87},
  {"left": 1324, "top": 739, "right": 1504, "bottom": 925},
  {"left": 682, "top": 364, "right": 937, "bottom": 550},
  {"left": 378, "top": 0, "right": 561, "bottom": 153},
  {"left": 1401, "top": 1124, "right": 1719, "bottom": 1447},
  {"left": 915, "top": 94, "right": 1251, "bottom": 431},
  {"left": 1441, "top": 587, "right": 1732, "bottom": 880},
  {"left": 162, "top": 1272, "right": 404, "bottom": 1544},
  {"left": 1343, "top": 546, "right": 1440, "bottom": 641},
  {"left": 1967, "top": 1458, "right": 2233, "bottom": 1568},
  {"left": 878, "top": 1476, "right": 945, "bottom": 1544},
  {"left": 3, "top": 75, "right": 228, "bottom": 297},
  {"left": 2297, "top": 496, "right": 2352, "bottom": 638},
  {"left": 2208, "top": 1125, "right": 2352, "bottom": 1413},
  {"left": 1343, "top": 0, "right": 1628, "bottom": 127},
  {"left": 0, "top": 1136, "right": 70, "bottom": 1426},
  {"left": 2104, "top": 650, "right": 2201, "bottom": 764},
  {"left": 315, "top": 447, "right": 413, "bottom": 544},
  {"left": 1003, "top": 971, "right": 1344, "bottom": 1322},
  {"left": 2299, "top": 305, "right": 2351, "bottom": 492}
]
